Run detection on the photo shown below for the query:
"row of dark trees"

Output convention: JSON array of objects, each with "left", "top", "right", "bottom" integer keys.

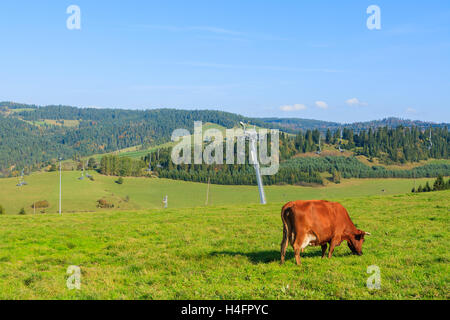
[
  {"left": 412, "top": 175, "right": 450, "bottom": 193},
  {"left": 142, "top": 146, "right": 323, "bottom": 185},
  {"left": 282, "top": 156, "right": 450, "bottom": 179},
  {"left": 98, "top": 149, "right": 449, "bottom": 185}
]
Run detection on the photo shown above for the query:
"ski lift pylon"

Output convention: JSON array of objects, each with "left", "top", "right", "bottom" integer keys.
[
  {"left": 428, "top": 129, "right": 433, "bottom": 150},
  {"left": 17, "top": 169, "right": 27, "bottom": 187}
]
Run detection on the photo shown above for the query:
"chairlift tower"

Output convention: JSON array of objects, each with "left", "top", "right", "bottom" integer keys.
[
  {"left": 59, "top": 157, "right": 62, "bottom": 215},
  {"left": 240, "top": 122, "right": 266, "bottom": 205},
  {"left": 428, "top": 129, "right": 433, "bottom": 151},
  {"left": 338, "top": 128, "right": 344, "bottom": 153},
  {"left": 17, "top": 169, "right": 27, "bottom": 187},
  {"left": 78, "top": 162, "right": 85, "bottom": 180}
]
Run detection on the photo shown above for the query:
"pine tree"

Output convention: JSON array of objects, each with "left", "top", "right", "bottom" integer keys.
[
  {"left": 433, "top": 175, "right": 445, "bottom": 191},
  {"left": 326, "top": 129, "right": 332, "bottom": 144}
]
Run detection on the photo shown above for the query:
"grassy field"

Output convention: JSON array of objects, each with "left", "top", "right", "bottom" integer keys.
[
  {"left": 0, "top": 191, "right": 448, "bottom": 299},
  {"left": 0, "top": 170, "right": 439, "bottom": 214}
]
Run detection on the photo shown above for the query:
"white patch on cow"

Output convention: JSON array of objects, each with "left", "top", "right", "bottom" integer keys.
[{"left": 301, "top": 233, "right": 317, "bottom": 249}]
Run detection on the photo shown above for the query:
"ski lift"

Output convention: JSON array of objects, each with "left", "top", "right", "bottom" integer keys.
[
  {"left": 239, "top": 121, "right": 266, "bottom": 205},
  {"left": 146, "top": 153, "right": 152, "bottom": 172},
  {"left": 163, "top": 195, "right": 168, "bottom": 209},
  {"left": 17, "top": 169, "right": 27, "bottom": 187},
  {"left": 78, "top": 163, "right": 85, "bottom": 180},
  {"left": 428, "top": 130, "right": 433, "bottom": 150},
  {"left": 84, "top": 160, "right": 94, "bottom": 179}
]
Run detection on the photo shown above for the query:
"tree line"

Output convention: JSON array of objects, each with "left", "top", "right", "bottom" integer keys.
[{"left": 412, "top": 175, "right": 450, "bottom": 193}]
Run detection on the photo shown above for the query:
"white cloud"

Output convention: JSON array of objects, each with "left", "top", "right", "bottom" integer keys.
[
  {"left": 315, "top": 101, "right": 328, "bottom": 109},
  {"left": 280, "top": 104, "right": 307, "bottom": 112},
  {"left": 346, "top": 98, "right": 368, "bottom": 107},
  {"left": 406, "top": 107, "right": 417, "bottom": 114}
]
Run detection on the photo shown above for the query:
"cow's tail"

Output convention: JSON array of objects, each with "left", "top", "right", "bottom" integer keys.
[
  {"left": 281, "top": 202, "right": 296, "bottom": 244},
  {"left": 281, "top": 202, "right": 295, "bottom": 263}
]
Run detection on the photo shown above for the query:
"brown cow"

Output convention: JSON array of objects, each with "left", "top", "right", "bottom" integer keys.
[{"left": 280, "top": 200, "right": 370, "bottom": 265}]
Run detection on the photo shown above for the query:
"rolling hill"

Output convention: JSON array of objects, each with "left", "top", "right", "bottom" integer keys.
[{"left": 0, "top": 102, "right": 448, "bottom": 177}]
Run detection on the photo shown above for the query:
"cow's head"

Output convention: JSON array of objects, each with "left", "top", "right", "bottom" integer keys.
[{"left": 347, "top": 229, "right": 370, "bottom": 256}]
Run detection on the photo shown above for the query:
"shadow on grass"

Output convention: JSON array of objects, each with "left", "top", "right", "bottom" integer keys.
[{"left": 210, "top": 249, "right": 325, "bottom": 264}]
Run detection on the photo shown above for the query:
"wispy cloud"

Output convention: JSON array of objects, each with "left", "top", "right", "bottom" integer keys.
[
  {"left": 346, "top": 98, "right": 368, "bottom": 107},
  {"left": 130, "top": 83, "right": 239, "bottom": 92},
  {"left": 141, "top": 25, "right": 244, "bottom": 36},
  {"left": 178, "top": 61, "right": 343, "bottom": 73},
  {"left": 136, "top": 24, "right": 289, "bottom": 41},
  {"left": 387, "top": 24, "right": 447, "bottom": 36},
  {"left": 406, "top": 107, "right": 417, "bottom": 114},
  {"left": 315, "top": 101, "right": 328, "bottom": 109},
  {"left": 280, "top": 104, "right": 307, "bottom": 112}
]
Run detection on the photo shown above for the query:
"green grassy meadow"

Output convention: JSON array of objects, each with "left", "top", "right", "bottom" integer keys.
[
  {"left": 0, "top": 191, "right": 448, "bottom": 299},
  {"left": 0, "top": 170, "right": 439, "bottom": 214}
]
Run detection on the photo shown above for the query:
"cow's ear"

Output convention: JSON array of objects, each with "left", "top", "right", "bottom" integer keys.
[{"left": 354, "top": 230, "right": 364, "bottom": 240}]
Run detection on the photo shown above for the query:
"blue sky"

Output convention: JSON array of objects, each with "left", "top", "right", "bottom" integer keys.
[{"left": 0, "top": 0, "right": 449, "bottom": 123}]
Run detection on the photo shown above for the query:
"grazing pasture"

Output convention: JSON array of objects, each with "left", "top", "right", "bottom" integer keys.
[
  {"left": 0, "top": 191, "right": 448, "bottom": 299},
  {"left": 0, "top": 171, "right": 438, "bottom": 214}
]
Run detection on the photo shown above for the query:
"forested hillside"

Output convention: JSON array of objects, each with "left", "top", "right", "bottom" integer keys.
[
  {"left": 290, "top": 126, "right": 448, "bottom": 163},
  {"left": 0, "top": 103, "right": 266, "bottom": 174},
  {"left": 0, "top": 102, "right": 448, "bottom": 179}
]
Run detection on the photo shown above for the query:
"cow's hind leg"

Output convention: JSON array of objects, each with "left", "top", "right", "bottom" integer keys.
[
  {"left": 280, "top": 226, "right": 289, "bottom": 264},
  {"left": 321, "top": 244, "right": 328, "bottom": 258},
  {"left": 293, "top": 233, "right": 306, "bottom": 266}
]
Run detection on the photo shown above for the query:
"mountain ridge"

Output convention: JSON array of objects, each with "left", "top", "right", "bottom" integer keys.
[{"left": 1, "top": 101, "right": 448, "bottom": 130}]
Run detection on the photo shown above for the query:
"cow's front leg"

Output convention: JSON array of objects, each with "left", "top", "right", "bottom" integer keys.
[
  {"left": 321, "top": 244, "right": 328, "bottom": 258},
  {"left": 328, "top": 238, "right": 341, "bottom": 258}
]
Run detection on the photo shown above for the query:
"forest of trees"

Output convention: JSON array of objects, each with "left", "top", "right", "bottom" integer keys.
[
  {"left": 412, "top": 175, "right": 450, "bottom": 193},
  {"left": 1, "top": 103, "right": 449, "bottom": 183},
  {"left": 94, "top": 146, "right": 449, "bottom": 185},
  {"left": 281, "top": 156, "right": 450, "bottom": 179},
  {"left": 0, "top": 105, "right": 268, "bottom": 175},
  {"left": 283, "top": 126, "right": 448, "bottom": 163}
]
